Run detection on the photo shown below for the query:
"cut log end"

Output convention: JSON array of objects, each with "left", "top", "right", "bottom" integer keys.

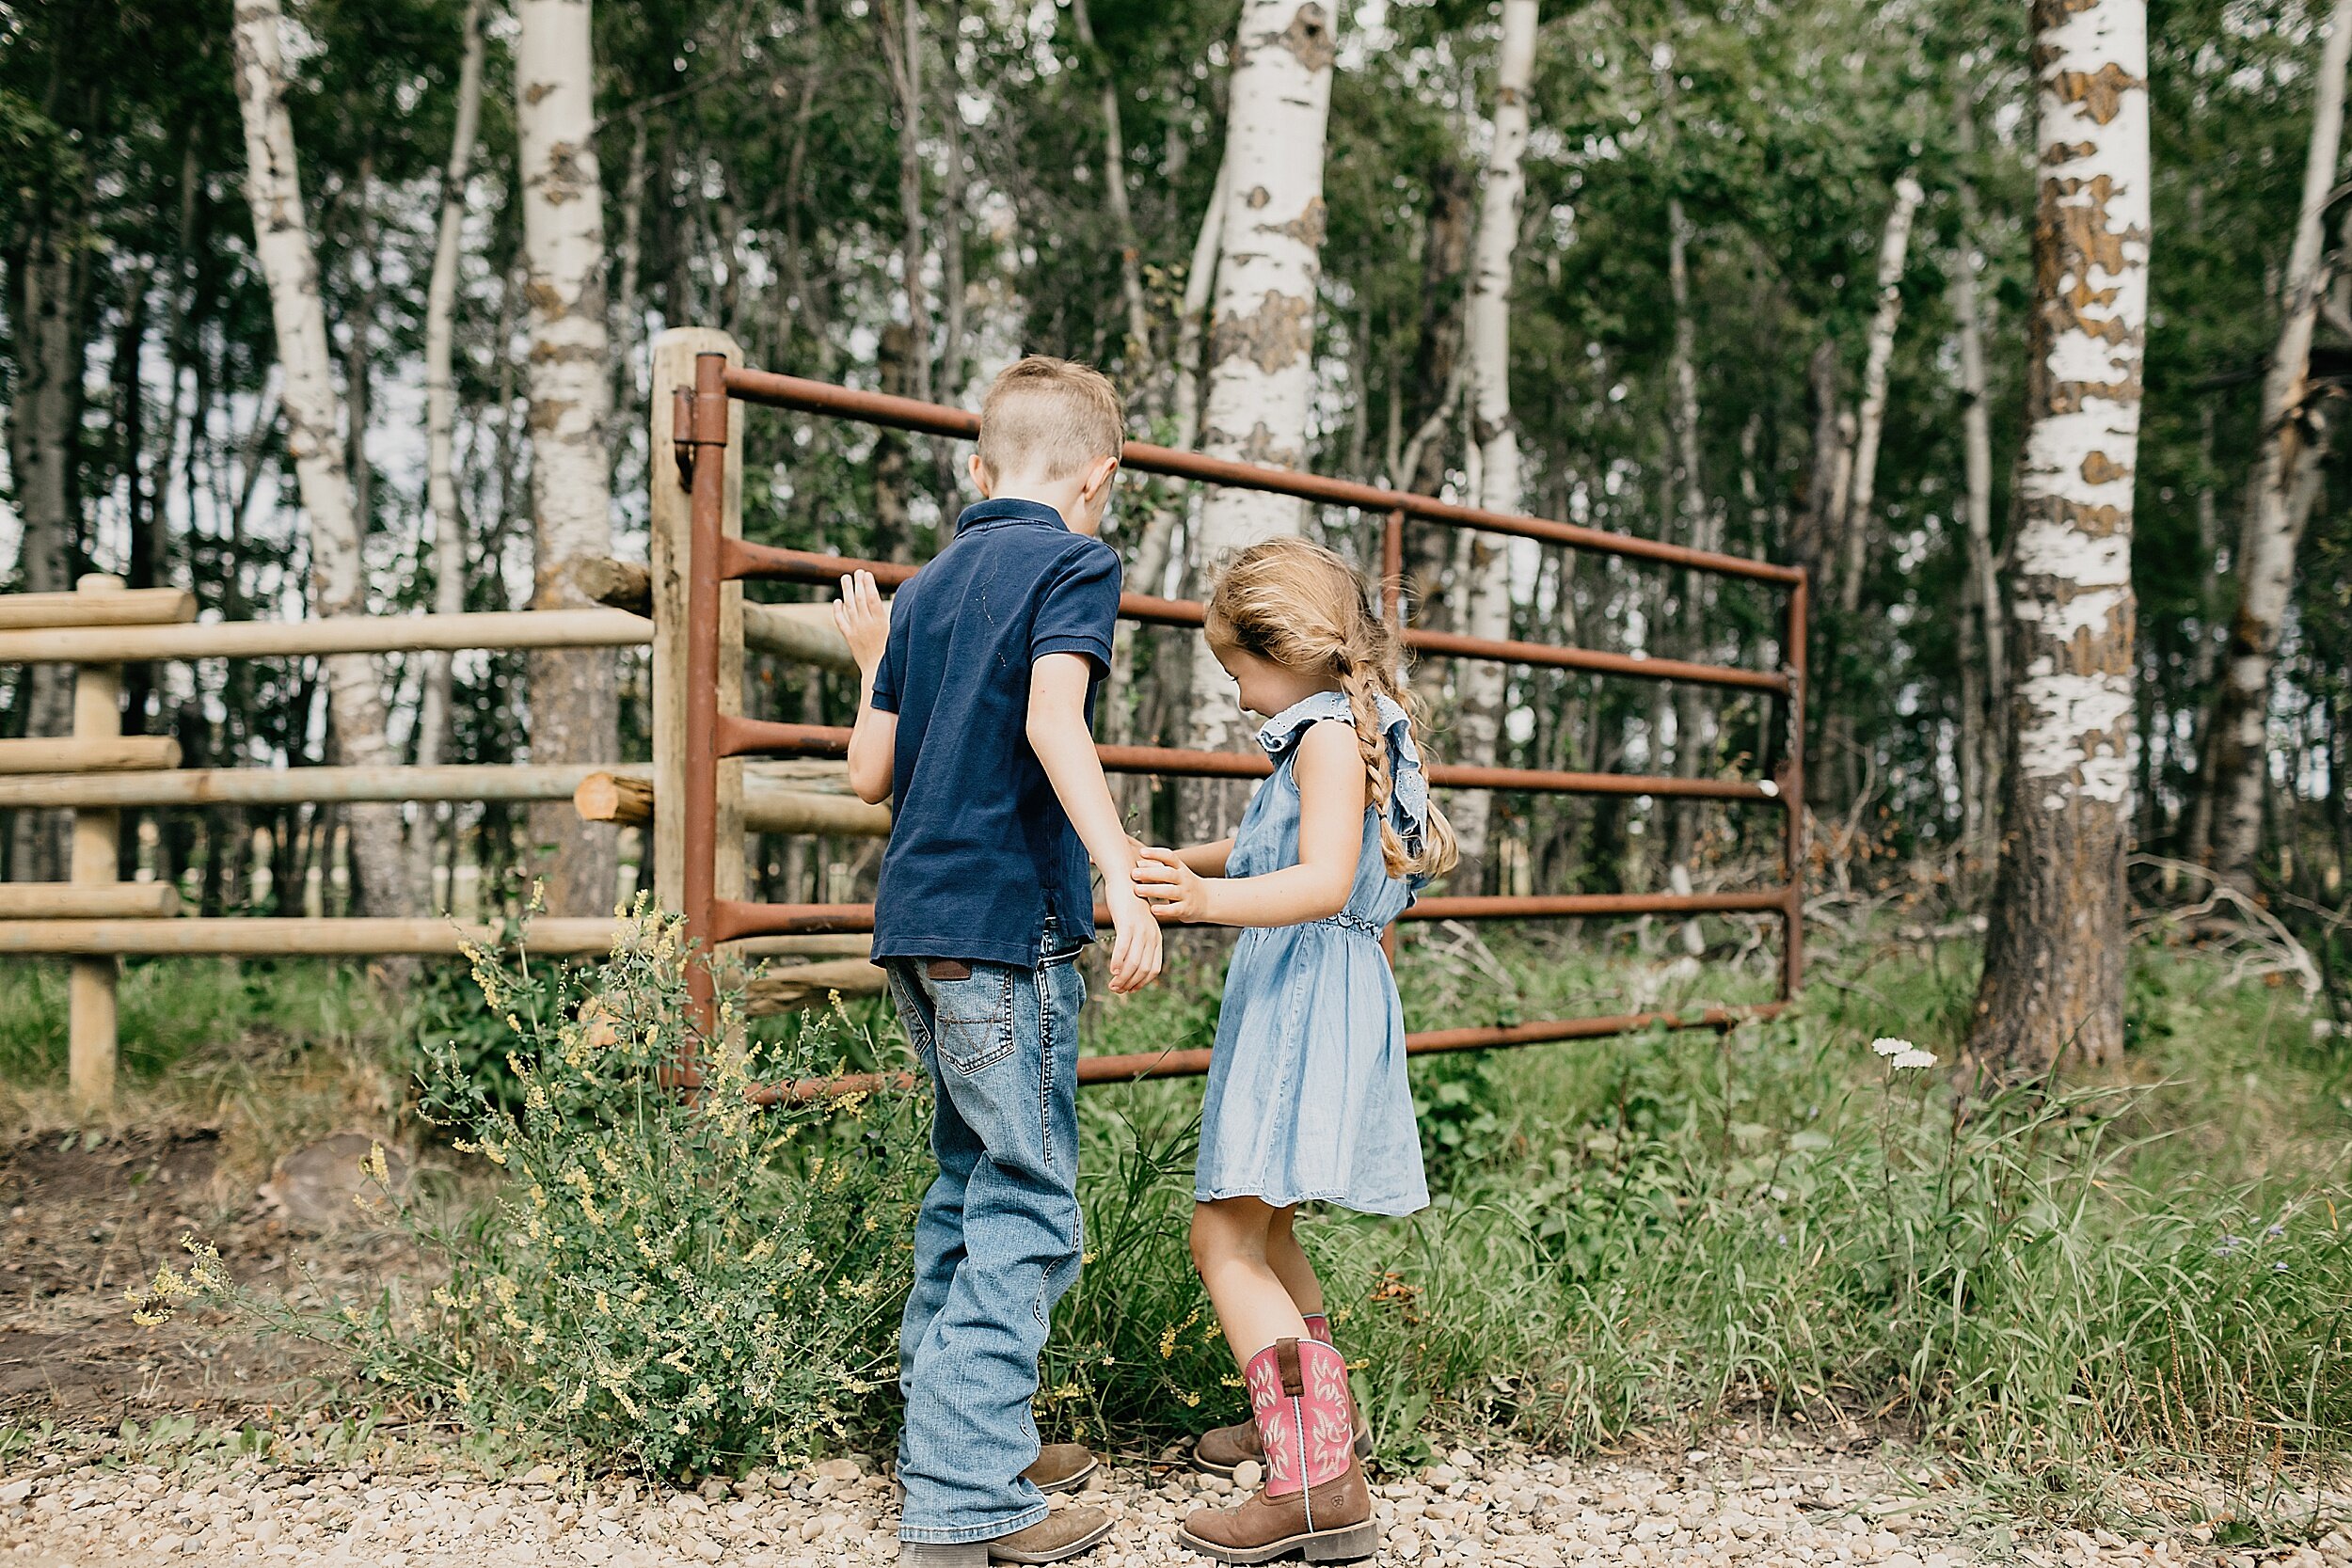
[
  {"left": 742, "top": 958, "right": 886, "bottom": 1016},
  {"left": 575, "top": 770, "right": 655, "bottom": 827},
  {"left": 577, "top": 557, "right": 654, "bottom": 618}
]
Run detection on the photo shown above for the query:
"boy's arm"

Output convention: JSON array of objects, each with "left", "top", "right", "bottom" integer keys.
[
  {"left": 1027, "top": 653, "right": 1161, "bottom": 993},
  {"left": 834, "top": 571, "right": 897, "bottom": 804},
  {"left": 1134, "top": 723, "right": 1364, "bottom": 927}
]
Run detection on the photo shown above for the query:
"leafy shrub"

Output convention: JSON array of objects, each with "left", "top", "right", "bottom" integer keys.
[{"left": 142, "top": 905, "right": 930, "bottom": 1480}]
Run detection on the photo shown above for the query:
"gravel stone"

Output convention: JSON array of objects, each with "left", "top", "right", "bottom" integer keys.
[{"left": 0, "top": 1426, "right": 2342, "bottom": 1568}]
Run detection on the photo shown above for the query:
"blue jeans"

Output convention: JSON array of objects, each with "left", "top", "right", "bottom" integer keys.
[{"left": 884, "top": 921, "right": 1086, "bottom": 1545}]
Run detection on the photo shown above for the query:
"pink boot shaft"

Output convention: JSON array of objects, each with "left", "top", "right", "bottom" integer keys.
[{"left": 1246, "top": 1337, "right": 1356, "bottom": 1498}]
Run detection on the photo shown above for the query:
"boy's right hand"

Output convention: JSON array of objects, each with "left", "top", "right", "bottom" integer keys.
[
  {"left": 1104, "top": 877, "right": 1163, "bottom": 994},
  {"left": 833, "top": 570, "right": 890, "bottom": 673}
]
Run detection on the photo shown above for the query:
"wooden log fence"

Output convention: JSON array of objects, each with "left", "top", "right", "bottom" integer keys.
[
  {"left": 0, "top": 737, "right": 183, "bottom": 775},
  {"left": 1, "top": 324, "right": 1804, "bottom": 1116},
  {"left": 0, "top": 541, "right": 872, "bottom": 1109}
]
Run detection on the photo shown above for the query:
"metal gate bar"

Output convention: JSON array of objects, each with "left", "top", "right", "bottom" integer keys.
[{"left": 673, "top": 353, "right": 1808, "bottom": 1092}]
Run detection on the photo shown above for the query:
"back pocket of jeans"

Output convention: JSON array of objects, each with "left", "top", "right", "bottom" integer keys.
[{"left": 933, "top": 968, "right": 1015, "bottom": 1074}]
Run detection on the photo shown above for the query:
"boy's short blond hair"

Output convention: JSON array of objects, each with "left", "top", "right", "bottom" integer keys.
[{"left": 975, "top": 356, "right": 1124, "bottom": 483}]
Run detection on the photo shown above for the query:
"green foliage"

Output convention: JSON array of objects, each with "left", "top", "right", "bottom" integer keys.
[
  {"left": 1047, "top": 943, "right": 2352, "bottom": 1511},
  {"left": 117, "top": 932, "right": 2352, "bottom": 1510},
  {"left": 405, "top": 934, "right": 568, "bottom": 1117},
  {"left": 0, "top": 956, "right": 380, "bottom": 1086},
  {"left": 389, "top": 911, "right": 930, "bottom": 1478},
  {"left": 141, "top": 909, "right": 931, "bottom": 1481}
]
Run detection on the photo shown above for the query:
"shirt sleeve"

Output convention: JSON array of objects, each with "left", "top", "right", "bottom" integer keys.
[
  {"left": 869, "top": 594, "right": 909, "bottom": 714},
  {"left": 1029, "top": 543, "right": 1121, "bottom": 672}
]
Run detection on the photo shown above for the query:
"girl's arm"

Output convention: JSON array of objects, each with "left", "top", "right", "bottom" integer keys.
[
  {"left": 1134, "top": 723, "right": 1364, "bottom": 927},
  {"left": 1175, "top": 838, "right": 1233, "bottom": 877}
]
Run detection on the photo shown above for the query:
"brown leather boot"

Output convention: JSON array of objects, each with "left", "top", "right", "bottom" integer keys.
[
  {"left": 1190, "top": 1413, "right": 1373, "bottom": 1478},
  {"left": 1022, "top": 1444, "right": 1098, "bottom": 1495},
  {"left": 1190, "top": 1315, "right": 1371, "bottom": 1477},
  {"left": 1178, "top": 1339, "right": 1375, "bottom": 1564},
  {"left": 987, "top": 1504, "right": 1113, "bottom": 1563}
]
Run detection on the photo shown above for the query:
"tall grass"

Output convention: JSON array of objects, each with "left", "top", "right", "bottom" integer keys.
[
  {"left": 40, "top": 923, "right": 2352, "bottom": 1509},
  {"left": 1041, "top": 931, "right": 2352, "bottom": 1505}
]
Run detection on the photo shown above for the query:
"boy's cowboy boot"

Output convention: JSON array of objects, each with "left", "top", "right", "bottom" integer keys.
[
  {"left": 1024, "top": 1444, "right": 1098, "bottom": 1494},
  {"left": 897, "top": 1504, "right": 1113, "bottom": 1568},
  {"left": 898, "top": 1444, "right": 1100, "bottom": 1521},
  {"left": 1189, "top": 1315, "right": 1371, "bottom": 1477},
  {"left": 1178, "top": 1338, "right": 1376, "bottom": 1564},
  {"left": 987, "top": 1503, "right": 1113, "bottom": 1563}
]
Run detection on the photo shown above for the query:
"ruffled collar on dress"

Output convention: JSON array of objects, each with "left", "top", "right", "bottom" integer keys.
[{"left": 1254, "top": 689, "right": 1430, "bottom": 839}]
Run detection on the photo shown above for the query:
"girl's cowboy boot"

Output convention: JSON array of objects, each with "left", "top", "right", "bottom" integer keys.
[
  {"left": 1189, "top": 1316, "right": 1371, "bottom": 1477},
  {"left": 1178, "top": 1338, "right": 1375, "bottom": 1563}
]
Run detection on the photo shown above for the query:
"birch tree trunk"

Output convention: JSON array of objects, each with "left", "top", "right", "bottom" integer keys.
[
  {"left": 2189, "top": 0, "right": 2352, "bottom": 882},
  {"left": 1180, "top": 0, "right": 1337, "bottom": 842},
  {"left": 516, "top": 0, "right": 618, "bottom": 917},
  {"left": 229, "top": 0, "right": 412, "bottom": 917},
  {"left": 1170, "top": 154, "right": 1230, "bottom": 454},
  {"left": 1797, "top": 341, "right": 1852, "bottom": 594},
  {"left": 5, "top": 204, "right": 84, "bottom": 882},
  {"left": 1970, "top": 0, "right": 2151, "bottom": 1070},
  {"left": 1108, "top": 162, "right": 1226, "bottom": 750},
  {"left": 879, "top": 0, "right": 932, "bottom": 404},
  {"left": 1655, "top": 26, "right": 1715, "bottom": 902},
  {"left": 1953, "top": 94, "right": 2004, "bottom": 856},
  {"left": 1837, "top": 175, "right": 1925, "bottom": 616},
  {"left": 1069, "top": 0, "right": 1152, "bottom": 381},
  {"left": 408, "top": 0, "right": 485, "bottom": 913},
  {"left": 1452, "top": 0, "right": 1540, "bottom": 892}
]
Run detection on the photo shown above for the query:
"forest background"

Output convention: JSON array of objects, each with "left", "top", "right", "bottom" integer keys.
[
  {"left": 0, "top": 0, "right": 2341, "bottom": 1037},
  {"left": 7, "top": 0, "right": 2352, "bottom": 1499}
]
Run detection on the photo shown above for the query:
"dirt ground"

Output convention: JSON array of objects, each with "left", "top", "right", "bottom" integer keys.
[{"left": 0, "top": 1123, "right": 408, "bottom": 1425}]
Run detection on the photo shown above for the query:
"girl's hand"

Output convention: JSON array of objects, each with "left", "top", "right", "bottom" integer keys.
[
  {"left": 833, "top": 570, "right": 891, "bottom": 674},
  {"left": 1133, "top": 846, "right": 1212, "bottom": 923}
]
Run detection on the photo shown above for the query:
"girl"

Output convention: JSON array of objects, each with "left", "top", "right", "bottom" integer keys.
[{"left": 1132, "top": 537, "right": 1456, "bottom": 1564}]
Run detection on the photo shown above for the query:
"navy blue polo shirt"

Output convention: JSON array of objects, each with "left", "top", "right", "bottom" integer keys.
[{"left": 867, "top": 498, "right": 1122, "bottom": 968}]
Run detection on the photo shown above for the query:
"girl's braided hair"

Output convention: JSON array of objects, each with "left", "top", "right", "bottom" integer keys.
[{"left": 1202, "top": 537, "right": 1459, "bottom": 880}]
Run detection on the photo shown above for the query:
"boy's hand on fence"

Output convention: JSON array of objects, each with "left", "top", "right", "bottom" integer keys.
[
  {"left": 833, "top": 570, "right": 890, "bottom": 673},
  {"left": 1132, "top": 847, "right": 1210, "bottom": 923}
]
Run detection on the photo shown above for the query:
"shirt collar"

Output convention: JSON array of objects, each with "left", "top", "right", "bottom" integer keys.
[{"left": 956, "top": 498, "right": 1071, "bottom": 535}]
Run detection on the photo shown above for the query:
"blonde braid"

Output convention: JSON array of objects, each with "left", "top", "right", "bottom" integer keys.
[
  {"left": 1335, "top": 653, "right": 1414, "bottom": 878},
  {"left": 1203, "top": 537, "right": 1460, "bottom": 881}
]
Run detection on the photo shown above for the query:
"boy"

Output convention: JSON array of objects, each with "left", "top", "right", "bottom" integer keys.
[{"left": 832, "top": 356, "right": 1161, "bottom": 1567}]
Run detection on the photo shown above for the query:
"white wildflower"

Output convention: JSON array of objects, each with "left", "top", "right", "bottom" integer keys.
[
  {"left": 1870, "top": 1037, "right": 1911, "bottom": 1058},
  {"left": 1892, "top": 1049, "right": 1937, "bottom": 1071}
]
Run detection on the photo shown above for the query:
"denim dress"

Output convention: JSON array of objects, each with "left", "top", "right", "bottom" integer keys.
[{"left": 1193, "top": 689, "right": 1432, "bottom": 1217}]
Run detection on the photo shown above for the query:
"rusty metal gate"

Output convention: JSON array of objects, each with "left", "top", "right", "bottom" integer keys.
[{"left": 669, "top": 352, "right": 1806, "bottom": 1091}]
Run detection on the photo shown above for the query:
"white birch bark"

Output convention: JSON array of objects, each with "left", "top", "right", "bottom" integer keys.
[
  {"left": 1838, "top": 174, "right": 1925, "bottom": 615},
  {"left": 230, "top": 0, "right": 413, "bottom": 917},
  {"left": 2192, "top": 0, "right": 2352, "bottom": 880},
  {"left": 6, "top": 210, "right": 81, "bottom": 880},
  {"left": 516, "top": 0, "right": 618, "bottom": 916},
  {"left": 409, "top": 0, "right": 486, "bottom": 913},
  {"left": 1069, "top": 0, "right": 1152, "bottom": 378},
  {"left": 1452, "top": 0, "right": 1539, "bottom": 889},
  {"left": 880, "top": 0, "right": 932, "bottom": 404},
  {"left": 1953, "top": 89, "right": 2004, "bottom": 852},
  {"left": 1971, "top": 0, "right": 2151, "bottom": 1069},
  {"left": 1171, "top": 155, "right": 1230, "bottom": 453},
  {"left": 1183, "top": 0, "right": 1338, "bottom": 837},
  {"left": 1108, "top": 162, "right": 1228, "bottom": 752}
]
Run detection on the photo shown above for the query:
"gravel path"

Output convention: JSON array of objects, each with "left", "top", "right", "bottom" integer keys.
[{"left": 3, "top": 1430, "right": 2344, "bottom": 1568}]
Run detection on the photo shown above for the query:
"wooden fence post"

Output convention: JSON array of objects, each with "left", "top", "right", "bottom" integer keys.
[
  {"left": 69, "top": 575, "right": 124, "bottom": 1115},
  {"left": 649, "top": 328, "right": 745, "bottom": 923}
]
